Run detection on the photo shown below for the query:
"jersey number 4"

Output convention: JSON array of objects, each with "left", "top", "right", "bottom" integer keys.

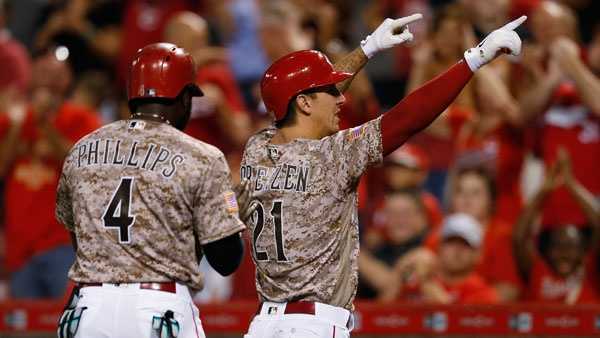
[
  {"left": 252, "top": 201, "right": 288, "bottom": 262},
  {"left": 102, "top": 177, "right": 136, "bottom": 243}
]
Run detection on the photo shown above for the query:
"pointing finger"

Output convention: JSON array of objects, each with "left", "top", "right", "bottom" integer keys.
[
  {"left": 501, "top": 15, "right": 527, "bottom": 31},
  {"left": 390, "top": 31, "right": 413, "bottom": 44},
  {"left": 392, "top": 13, "right": 423, "bottom": 28}
]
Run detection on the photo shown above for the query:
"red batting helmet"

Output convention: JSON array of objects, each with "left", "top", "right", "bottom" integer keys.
[
  {"left": 261, "top": 50, "right": 353, "bottom": 121},
  {"left": 128, "top": 43, "right": 203, "bottom": 109}
]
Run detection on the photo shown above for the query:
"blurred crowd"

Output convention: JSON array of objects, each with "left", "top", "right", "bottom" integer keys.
[{"left": 0, "top": 0, "right": 599, "bottom": 306}]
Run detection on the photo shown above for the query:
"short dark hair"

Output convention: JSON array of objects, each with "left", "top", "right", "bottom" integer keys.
[
  {"left": 386, "top": 188, "right": 426, "bottom": 214},
  {"left": 431, "top": 3, "right": 468, "bottom": 34},
  {"left": 275, "top": 90, "right": 317, "bottom": 129},
  {"left": 455, "top": 165, "right": 497, "bottom": 207},
  {"left": 275, "top": 99, "right": 298, "bottom": 128},
  {"left": 128, "top": 97, "right": 174, "bottom": 114},
  {"left": 128, "top": 85, "right": 196, "bottom": 114}
]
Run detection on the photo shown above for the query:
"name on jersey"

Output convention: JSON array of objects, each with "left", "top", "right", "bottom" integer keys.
[
  {"left": 75, "top": 138, "right": 184, "bottom": 179},
  {"left": 240, "top": 164, "right": 309, "bottom": 192}
]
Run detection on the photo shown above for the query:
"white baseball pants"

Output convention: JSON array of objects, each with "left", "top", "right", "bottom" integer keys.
[
  {"left": 72, "top": 283, "right": 205, "bottom": 338},
  {"left": 244, "top": 301, "right": 352, "bottom": 338}
]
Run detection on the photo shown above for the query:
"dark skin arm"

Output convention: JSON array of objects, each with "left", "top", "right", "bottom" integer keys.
[
  {"left": 560, "top": 149, "right": 600, "bottom": 251},
  {"left": 70, "top": 232, "right": 78, "bottom": 252},
  {"left": 513, "top": 161, "right": 559, "bottom": 281},
  {"left": 202, "top": 232, "right": 244, "bottom": 276}
]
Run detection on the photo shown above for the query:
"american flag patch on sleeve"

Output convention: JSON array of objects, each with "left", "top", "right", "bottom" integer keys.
[
  {"left": 347, "top": 125, "right": 365, "bottom": 141},
  {"left": 223, "top": 191, "right": 239, "bottom": 213}
]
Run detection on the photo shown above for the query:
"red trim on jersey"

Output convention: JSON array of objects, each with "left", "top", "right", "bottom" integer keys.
[{"left": 381, "top": 60, "right": 474, "bottom": 156}]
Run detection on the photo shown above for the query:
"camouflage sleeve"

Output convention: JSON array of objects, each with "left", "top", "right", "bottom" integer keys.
[
  {"left": 56, "top": 168, "right": 75, "bottom": 231},
  {"left": 193, "top": 154, "right": 246, "bottom": 245},
  {"left": 324, "top": 116, "right": 383, "bottom": 186}
]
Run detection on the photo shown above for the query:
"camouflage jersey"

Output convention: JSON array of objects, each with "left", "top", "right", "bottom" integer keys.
[
  {"left": 240, "top": 117, "right": 383, "bottom": 310},
  {"left": 56, "top": 119, "right": 245, "bottom": 290}
]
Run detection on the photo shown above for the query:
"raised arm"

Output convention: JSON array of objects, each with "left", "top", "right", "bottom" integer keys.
[
  {"left": 381, "top": 61, "right": 472, "bottom": 155},
  {"left": 475, "top": 65, "right": 521, "bottom": 127},
  {"left": 560, "top": 149, "right": 600, "bottom": 250},
  {"left": 334, "top": 14, "right": 423, "bottom": 93},
  {"left": 516, "top": 56, "right": 563, "bottom": 126},
  {"left": 381, "top": 16, "right": 527, "bottom": 156},
  {"left": 513, "top": 161, "right": 558, "bottom": 281},
  {"left": 551, "top": 37, "right": 600, "bottom": 117}
]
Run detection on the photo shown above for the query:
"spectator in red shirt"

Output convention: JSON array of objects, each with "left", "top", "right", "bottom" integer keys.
[
  {"left": 406, "top": 4, "right": 477, "bottom": 201},
  {"left": 515, "top": 1, "right": 600, "bottom": 226},
  {"left": 365, "top": 144, "right": 443, "bottom": 249},
  {"left": 426, "top": 166, "right": 522, "bottom": 302},
  {"left": 514, "top": 149, "right": 600, "bottom": 304},
  {"left": 163, "top": 11, "right": 252, "bottom": 183},
  {"left": 448, "top": 64, "right": 524, "bottom": 225},
  {"left": 407, "top": 4, "right": 521, "bottom": 207},
  {"left": 0, "top": 49, "right": 101, "bottom": 299},
  {"left": 358, "top": 189, "right": 433, "bottom": 300},
  {"left": 399, "top": 213, "right": 499, "bottom": 304}
]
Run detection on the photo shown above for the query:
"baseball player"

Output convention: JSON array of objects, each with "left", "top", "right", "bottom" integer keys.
[
  {"left": 55, "top": 43, "right": 250, "bottom": 338},
  {"left": 241, "top": 15, "right": 527, "bottom": 338}
]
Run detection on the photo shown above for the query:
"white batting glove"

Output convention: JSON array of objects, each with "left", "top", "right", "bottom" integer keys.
[
  {"left": 463, "top": 15, "right": 527, "bottom": 71},
  {"left": 360, "top": 14, "right": 423, "bottom": 59}
]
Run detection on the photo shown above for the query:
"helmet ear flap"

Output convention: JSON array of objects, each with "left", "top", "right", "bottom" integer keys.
[{"left": 172, "top": 87, "right": 193, "bottom": 131}]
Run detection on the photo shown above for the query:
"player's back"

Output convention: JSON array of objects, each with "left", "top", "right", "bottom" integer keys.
[
  {"left": 241, "top": 118, "right": 382, "bottom": 310},
  {"left": 58, "top": 119, "right": 232, "bottom": 290}
]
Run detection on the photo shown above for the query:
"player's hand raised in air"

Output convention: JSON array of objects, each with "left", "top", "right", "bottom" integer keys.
[
  {"left": 360, "top": 14, "right": 423, "bottom": 58},
  {"left": 463, "top": 16, "right": 527, "bottom": 71},
  {"left": 235, "top": 180, "right": 257, "bottom": 223}
]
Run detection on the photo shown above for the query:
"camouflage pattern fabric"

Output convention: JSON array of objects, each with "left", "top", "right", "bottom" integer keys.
[
  {"left": 240, "top": 117, "right": 383, "bottom": 310},
  {"left": 56, "top": 119, "right": 245, "bottom": 290}
]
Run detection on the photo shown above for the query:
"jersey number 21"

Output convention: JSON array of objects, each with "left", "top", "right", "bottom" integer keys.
[{"left": 252, "top": 200, "right": 288, "bottom": 262}]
